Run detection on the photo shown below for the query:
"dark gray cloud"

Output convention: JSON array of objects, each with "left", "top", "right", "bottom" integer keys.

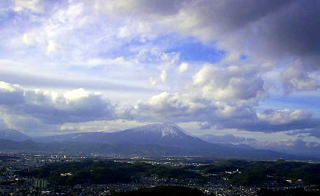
[
  {"left": 101, "top": 0, "right": 320, "bottom": 91},
  {"left": 112, "top": 0, "right": 320, "bottom": 59},
  {"left": 262, "top": 1, "right": 320, "bottom": 58},
  {"left": 20, "top": 92, "right": 115, "bottom": 124},
  {"left": 196, "top": 0, "right": 320, "bottom": 90},
  {"left": 188, "top": 0, "right": 320, "bottom": 62},
  {"left": 186, "top": 0, "right": 293, "bottom": 35},
  {"left": 130, "top": 0, "right": 186, "bottom": 15}
]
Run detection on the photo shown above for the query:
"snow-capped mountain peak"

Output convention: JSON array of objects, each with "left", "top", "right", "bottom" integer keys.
[{"left": 130, "top": 123, "right": 186, "bottom": 138}]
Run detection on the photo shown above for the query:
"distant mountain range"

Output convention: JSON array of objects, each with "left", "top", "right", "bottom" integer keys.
[{"left": 0, "top": 124, "right": 312, "bottom": 160}]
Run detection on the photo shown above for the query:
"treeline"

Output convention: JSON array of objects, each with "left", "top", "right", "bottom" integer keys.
[
  {"left": 19, "top": 159, "right": 320, "bottom": 187},
  {"left": 19, "top": 160, "right": 203, "bottom": 186}
]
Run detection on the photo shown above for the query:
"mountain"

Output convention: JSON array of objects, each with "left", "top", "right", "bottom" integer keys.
[
  {"left": 33, "top": 124, "right": 302, "bottom": 160},
  {"left": 36, "top": 124, "right": 210, "bottom": 148},
  {"left": 0, "top": 124, "right": 310, "bottom": 160},
  {"left": 0, "top": 129, "right": 31, "bottom": 142}
]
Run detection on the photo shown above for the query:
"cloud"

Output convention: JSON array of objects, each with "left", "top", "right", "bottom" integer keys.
[
  {"left": 178, "top": 62, "right": 188, "bottom": 73},
  {"left": 288, "top": 128, "right": 320, "bottom": 139},
  {"left": 124, "top": 91, "right": 320, "bottom": 133},
  {"left": 123, "top": 92, "right": 218, "bottom": 123},
  {"left": 1, "top": 112, "right": 57, "bottom": 136},
  {"left": 161, "top": 0, "right": 320, "bottom": 63},
  {"left": 1, "top": 0, "right": 320, "bottom": 142},
  {"left": 309, "top": 131, "right": 320, "bottom": 139},
  {"left": 0, "top": 81, "right": 116, "bottom": 124},
  {"left": 220, "top": 109, "right": 319, "bottom": 133},
  {"left": 281, "top": 61, "right": 320, "bottom": 92},
  {"left": 0, "top": 118, "right": 7, "bottom": 129},
  {"left": 135, "top": 49, "right": 181, "bottom": 85},
  {"left": 46, "top": 40, "right": 58, "bottom": 53},
  {"left": 192, "top": 64, "right": 265, "bottom": 102},
  {"left": 94, "top": 0, "right": 320, "bottom": 92},
  {"left": 0, "top": 81, "right": 25, "bottom": 105},
  {"left": 159, "top": 70, "right": 167, "bottom": 82},
  {"left": 201, "top": 134, "right": 257, "bottom": 145},
  {"left": 16, "top": 0, "right": 91, "bottom": 57},
  {"left": 247, "top": 109, "right": 320, "bottom": 132},
  {"left": 254, "top": 139, "right": 320, "bottom": 158},
  {"left": 13, "top": 0, "right": 42, "bottom": 12},
  {"left": 60, "top": 119, "right": 146, "bottom": 133},
  {"left": 257, "top": 109, "right": 312, "bottom": 125},
  {"left": 93, "top": 0, "right": 186, "bottom": 18},
  {"left": 0, "top": 60, "right": 155, "bottom": 94},
  {"left": 202, "top": 133, "right": 320, "bottom": 158}
]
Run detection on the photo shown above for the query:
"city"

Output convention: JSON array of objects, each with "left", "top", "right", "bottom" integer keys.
[{"left": 0, "top": 153, "right": 319, "bottom": 195}]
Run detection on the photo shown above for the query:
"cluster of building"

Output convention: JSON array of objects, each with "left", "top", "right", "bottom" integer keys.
[{"left": 0, "top": 153, "right": 318, "bottom": 196}]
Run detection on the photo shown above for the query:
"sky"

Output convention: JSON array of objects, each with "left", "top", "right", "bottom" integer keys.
[{"left": 0, "top": 0, "right": 320, "bottom": 152}]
